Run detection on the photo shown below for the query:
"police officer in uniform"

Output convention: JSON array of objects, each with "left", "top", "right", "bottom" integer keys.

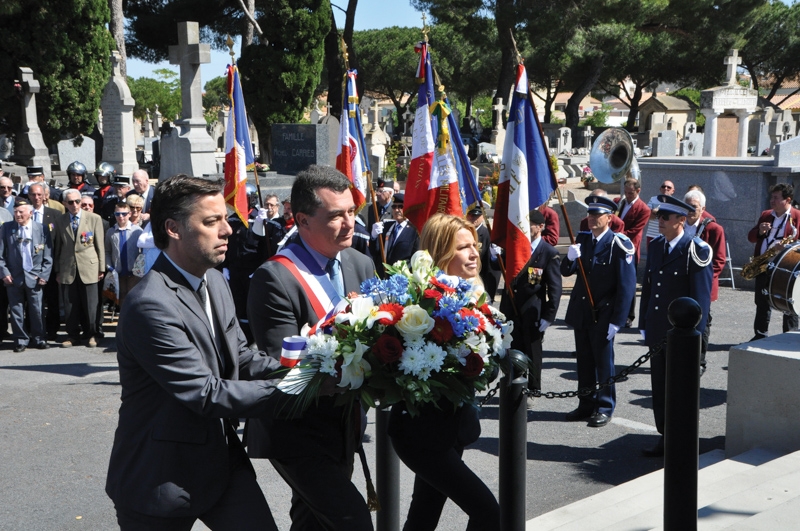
[
  {"left": 561, "top": 195, "right": 636, "bottom": 428},
  {"left": 639, "top": 194, "right": 712, "bottom": 457}
]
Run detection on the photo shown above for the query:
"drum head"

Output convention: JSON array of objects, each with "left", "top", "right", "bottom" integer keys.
[{"left": 768, "top": 243, "right": 800, "bottom": 315}]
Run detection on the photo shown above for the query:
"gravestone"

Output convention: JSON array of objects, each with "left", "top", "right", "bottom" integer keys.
[
  {"left": 755, "top": 122, "right": 771, "bottom": 155},
  {"left": 558, "top": 200, "right": 588, "bottom": 241},
  {"left": 57, "top": 136, "right": 96, "bottom": 170},
  {"left": 490, "top": 98, "right": 506, "bottom": 158},
  {"left": 144, "top": 109, "right": 153, "bottom": 138},
  {"left": 582, "top": 126, "right": 594, "bottom": 150},
  {"left": 0, "top": 135, "right": 12, "bottom": 160},
  {"left": 101, "top": 50, "right": 138, "bottom": 175},
  {"left": 679, "top": 133, "right": 704, "bottom": 156},
  {"left": 13, "top": 67, "right": 51, "bottom": 180},
  {"left": 309, "top": 100, "right": 322, "bottom": 125},
  {"left": 773, "top": 135, "right": 800, "bottom": 167},
  {"left": 651, "top": 130, "right": 677, "bottom": 157},
  {"left": 366, "top": 102, "right": 388, "bottom": 179},
  {"left": 557, "top": 127, "right": 572, "bottom": 154},
  {"left": 684, "top": 122, "right": 697, "bottom": 137},
  {"left": 271, "top": 123, "right": 337, "bottom": 175},
  {"left": 402, "top": 108, "right": 413, "bottom": 135},
  {"left": 159, "top": 21, "right": 217, "bottom": 179}
]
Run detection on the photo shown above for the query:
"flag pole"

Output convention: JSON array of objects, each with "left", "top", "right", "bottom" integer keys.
[
  {"left": 227, "top": 35, "right": 263, "bottom": 208},
  {"left": 511, "top": 37, "right": 597, "bottom": 316},
  {"left": 341, "top": 37, "right": 386, "bottom": 264}
]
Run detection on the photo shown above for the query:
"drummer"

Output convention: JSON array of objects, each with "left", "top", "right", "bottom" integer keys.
[
  {"left": 747, "top": 183, "right": 800, "bottom": 340},
  {"left": 639, "top": 194, "right": 712, "bottom": 458}
]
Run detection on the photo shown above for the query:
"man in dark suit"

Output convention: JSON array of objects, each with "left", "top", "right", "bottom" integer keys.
[
  {"left": 0, "top": 198, "right": 52, "bottom": 351},
  {"left": 371, "top": 192, "right": 418, "bottom": 277},
  {"left": 467, "top": 204, "right": 501, "bottom": 301},
  {"left": 247, "top": 165, "right": 375, "bottom": 531},
  {"left": 500, "top": 209, "right": 561, "bottom": 396},
  {"left": 53, "top": 189, "right": 106, "bottom": 348},
  {"left": 614, "top": 178, "right": 650, "bottom": 327},
  {"left": 561, "top": 195, "right": 636, "bottom": 428},
  {"left": 746, "top": 183, "right": 800, "bottom": 340},
  {"left": 639, "top": 194, "right": 712, "bottom": 457},
  {"left": 28, "top": 183, "right": 61, "bottom": 340},
  {"left": 128, "top": 169, "right": 153, "bottom": 222},
  {"left": 106, "top": 175, "right": 282, "bottom": 530}
]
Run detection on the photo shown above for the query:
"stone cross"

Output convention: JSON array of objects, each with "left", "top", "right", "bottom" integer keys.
[
  {"left": 724, "top": 49, "right": 741, "bottom": 86},
  {"left": 326, "top": 102, "right": 333, "bottom": 116},
  {"left": 403, "top": 107, "right": 413, "bottom": 135},
  {"left": 492, "top": 98, "right": 504, "bottom": 130},
  {"left": 370, "top": 101, "right": 381, "bottom": 125},
  {"left": 168, "top": 21, "right": 211, "bottom": 124},
  {"left": 19, "top": 67, "right": 41, "bottom": 132},
  {"left": 688, "top": 123, "right": 695, "bottom": 134},
  {"left": 15, "top": 67, "right": 50, "bottom": 178}
]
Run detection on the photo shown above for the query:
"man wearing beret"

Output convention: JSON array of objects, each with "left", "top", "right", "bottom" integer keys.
[
  {"left": 561, "top": 195, "right": 636, "bottom": 428},
  {"left": 639, "top": 194, "right": 712, "bottom": 457}
]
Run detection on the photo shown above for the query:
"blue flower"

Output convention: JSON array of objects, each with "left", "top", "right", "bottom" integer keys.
[
  {"left": 360, "top": 277, "right": 383, "bottom": 295},
  {"left": 386, "top": 274, "right": 410, "bottom": 303}
]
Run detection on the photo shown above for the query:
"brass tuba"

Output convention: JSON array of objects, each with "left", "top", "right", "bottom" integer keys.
[{"left": 589, "top": 127, "right": 635, "bottom": 183}]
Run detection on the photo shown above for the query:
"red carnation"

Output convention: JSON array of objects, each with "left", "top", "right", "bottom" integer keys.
[
  {"left": 462, "top": 353, "right": 485, "bottom": 377},
  {"left": 430, "top": 316, "right": 454, "bottom": 343},
  {"left": 373, "top": 334, "right": 404, "bottom": 364},
  {"left": 423, "top": 289, "right": 443, "bottom": 302},
  {"left": 429, "top": 277, "right": 456, "bottom": 293},
  {"left": 378, "top": 303, "right": 404, "bottom": 325},
  {"left": 459, "top": 308, "right": 485, "bottom": 333}
]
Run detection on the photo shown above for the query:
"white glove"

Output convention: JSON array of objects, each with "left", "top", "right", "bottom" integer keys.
[
  {"left": 640, "top": 330, "right": 646, "bottom": 341},
  {"left": 257, "top": 208, "right": 269, "bottom": 221},
  {"left": 567, "top": 244, "right": 582, "bottom": 261},
  {"left": 371, "top": 222, "right": 384, "bottom": 239},
  {"left": 490, "top": 243, "right": 502, "bottom": 260},
  {"left": 538, "top": 319, "right": 550, "bottom": 333},
  {"left": 222, "top": 268, "right": 230, "bottom": 281},
  {"left": 607, "top": 324, "right": 620, "bottom": 341}
]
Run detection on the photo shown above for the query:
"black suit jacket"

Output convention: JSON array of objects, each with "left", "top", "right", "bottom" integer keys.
[
  {"left": 245, "top": 243, "right": 375, "bottom": 460},
  {"left": 476, "top": 224, "right": 500, "bottom": 299},
  {"left": 106, "top": 254, "right": 282, "bottom": 518},
  {"left": 500, "top": 240, "right": 561, "bottom": 338},
  {"left": 382, "top": 220, "right": 419, "bottom": 269}
]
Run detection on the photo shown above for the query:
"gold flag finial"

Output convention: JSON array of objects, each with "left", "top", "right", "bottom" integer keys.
[
  {"left": 226, "top": 34, "right": 235, "bottom": 63},
  {"left": 340, "top": 36, "right": 350, "bottom": 70},
  {"left": 422, "top": 13, "right": 429, "bottom": 43}
]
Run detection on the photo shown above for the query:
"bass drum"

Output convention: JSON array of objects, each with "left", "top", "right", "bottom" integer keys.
[{"left": 768, "top": 242, "right": 800, "bottom": 315}]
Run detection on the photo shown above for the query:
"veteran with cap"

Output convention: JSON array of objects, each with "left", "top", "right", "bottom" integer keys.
[
  {"left": 561, "top": 195, "right": 636, "bottom": 428},
  {"left": 639, "top": 194, "right": 712, "bottom": 457},
  {"left": 370, "top": 192, "right": 418, "bottom": 277}
]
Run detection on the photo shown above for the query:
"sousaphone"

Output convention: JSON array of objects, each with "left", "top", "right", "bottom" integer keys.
[{"left": 589, "top": 127, "right": 635, "bottom": 183}]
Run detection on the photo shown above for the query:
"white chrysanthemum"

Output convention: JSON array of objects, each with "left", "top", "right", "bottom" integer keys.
[
  {"left": 306, "top": 334, "right": 339, "bottom": 358},
  {"left": 399, "top": 346, "right": 424, "bottom": 376},
  {"left": 404, "top": 334, "right": 425, "bottom": 350},
  {"left": 319, "top": 356, "right": 338, "bottom": 376},
  {"left": 417, "top": 366, "right": 432, "bottom": 381},
  {"left": 421, "top": 341, "right": 446, "bottom": 371}
]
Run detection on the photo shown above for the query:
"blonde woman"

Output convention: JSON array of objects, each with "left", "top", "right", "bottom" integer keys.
[
  {"left": 388, "top": 213, "right": 499, "bottom": 531},
  {"left": 125, "top": 194, "right": 145, "bottom": 227}
]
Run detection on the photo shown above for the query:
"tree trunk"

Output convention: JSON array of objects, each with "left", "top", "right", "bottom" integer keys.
[
  {"left": 343, "top": 0, "right": 361, "bottom": 96},
  {"left": 243, "top": 0, "right": 255, "bottom": 47},
  {"left": 324, "top": 3, "right": 344, "bottom": 119},
  {"left": 494, "top": 0, "right": 516, "bottom": 126},
  {"left": 565, "top": 57, "right": 604, "bottom": 136},
  {"left": 108, "top": 0, "right": 126, "bottom": 77},
  {"left": 625, "top": 82, "right": 645, "bottom": 131}
]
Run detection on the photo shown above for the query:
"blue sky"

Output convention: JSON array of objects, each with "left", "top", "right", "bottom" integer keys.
[{"left": 125, "top": 1, "right": 425, "bottom": 81}]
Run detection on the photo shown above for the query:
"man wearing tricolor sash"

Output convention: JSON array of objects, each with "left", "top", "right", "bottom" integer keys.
[{"left": 246, "top": 165, "right": 375, "bottom": 531}]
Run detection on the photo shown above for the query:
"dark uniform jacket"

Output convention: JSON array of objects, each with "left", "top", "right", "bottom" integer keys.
[
  {"left": 500, "top": 239, "right": 561, "bottom": 329},
  {"left": 561, "top": 230, "right": 636, "bottom": 330}
]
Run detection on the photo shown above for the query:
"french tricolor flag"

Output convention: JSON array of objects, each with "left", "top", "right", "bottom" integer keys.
[
  {"left": 336, "top": 70, "right": 368, "bottom": 213},
  {"left": 223, "top": 64, "right": 254, "bottom": 227},
  {"left": 491, "top": 64, "right": 557, "bottom": 281},
  {"left": 404, "top": 41, "right": 463, "bottom": 231}
]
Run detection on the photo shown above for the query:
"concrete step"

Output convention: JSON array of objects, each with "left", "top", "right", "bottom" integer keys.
[
  {"left": 597, "top": 449, "right": 800, "bottom": 531},
  {"left": 725, "top": 496, "right": 800, "bottom": 530},
  {"left": 526, "top": 447, "right": 782, "bottom": 531}
]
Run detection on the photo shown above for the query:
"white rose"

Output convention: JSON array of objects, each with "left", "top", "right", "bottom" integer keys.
[
  {"left": 395, "top": 304, "right": 435, "bottom": 337},
  {"left": 410, "top": 250, "right": 434, "bottom": 277}
]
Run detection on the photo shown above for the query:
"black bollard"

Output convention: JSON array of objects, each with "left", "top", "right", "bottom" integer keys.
[
  {"left": 664, "top": 297, "right": 702, "bottom": 530},
  {"left": 499, "top": 355, "right": 527, "bottom": 531},
  {"left": 375, "top": 407, "right": 400, "bottom": 531}
]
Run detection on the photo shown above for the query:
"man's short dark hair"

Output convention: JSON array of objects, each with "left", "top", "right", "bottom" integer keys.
[
  {"left": 150, "top": 174, "right": 224, "bottom": 250},
  {"left": 624, "top": 178, "right": 641, "bottom": 191},
  {"left": 770, "top": 183, "right": 794, "bottom": 201},
  {"left": 291, "top": 165, "right": 351, "bottom": 217}
]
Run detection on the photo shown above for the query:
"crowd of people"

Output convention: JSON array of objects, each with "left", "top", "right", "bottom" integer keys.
[{"left": 4, "top": 159, "right": 793, "bottom": 529}]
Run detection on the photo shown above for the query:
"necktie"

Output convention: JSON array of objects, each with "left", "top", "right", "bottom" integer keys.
[
  {"left": 664, "top": 240, "right": 670, "bottom": 255},
  {"left": 33, "top": 210, "right": 40, "bottom": 223},
  {"left": 326, "top": 258, "right": 344, "bottom": 298},
  {"left": 71, "top": 215, "right": 79, "bottom": 236},
  {"left": 387, "top": 224, "right": 400, "bottom": 254},
  {"left": 197, "top": 278, "right": 208, "bottom": 308},
  {"left": 118, "top": 229, "right": 128, "bottom": 276},
  {"left": 21, "top": 227, "right": 32, "bottom": 272}
]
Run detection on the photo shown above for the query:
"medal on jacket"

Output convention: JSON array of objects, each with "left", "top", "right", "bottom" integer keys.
[{"left": 527, "top": 267, "right": 543, "bottom": 285}]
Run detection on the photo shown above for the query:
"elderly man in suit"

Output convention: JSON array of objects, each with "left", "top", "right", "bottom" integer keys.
[
  {"left": 501, "top": 209, "right": 561, "bottom": 399},
  {"left": 28, "top": 182, "right": 61, "bottom": 340},
  {"left": 53, "top": 189, "right": 105, "bottom": 348},
  {"left": 561, "top": 195, "right": 636, "bottom": 428},
  {"left": 128, "top": 169, "right": 153, "bottom": 221},
  {"left": 247, "top": 165, "right": 376, "bottom": 531},
  {"left": 0, "top": 198, "right": 52, "bottom": 352},
  {"left": 106, "top": 175, "right": 283, "bottom": 530},
  {"left": 639, "top": 194, "right": 712, "bottom": 457}
]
